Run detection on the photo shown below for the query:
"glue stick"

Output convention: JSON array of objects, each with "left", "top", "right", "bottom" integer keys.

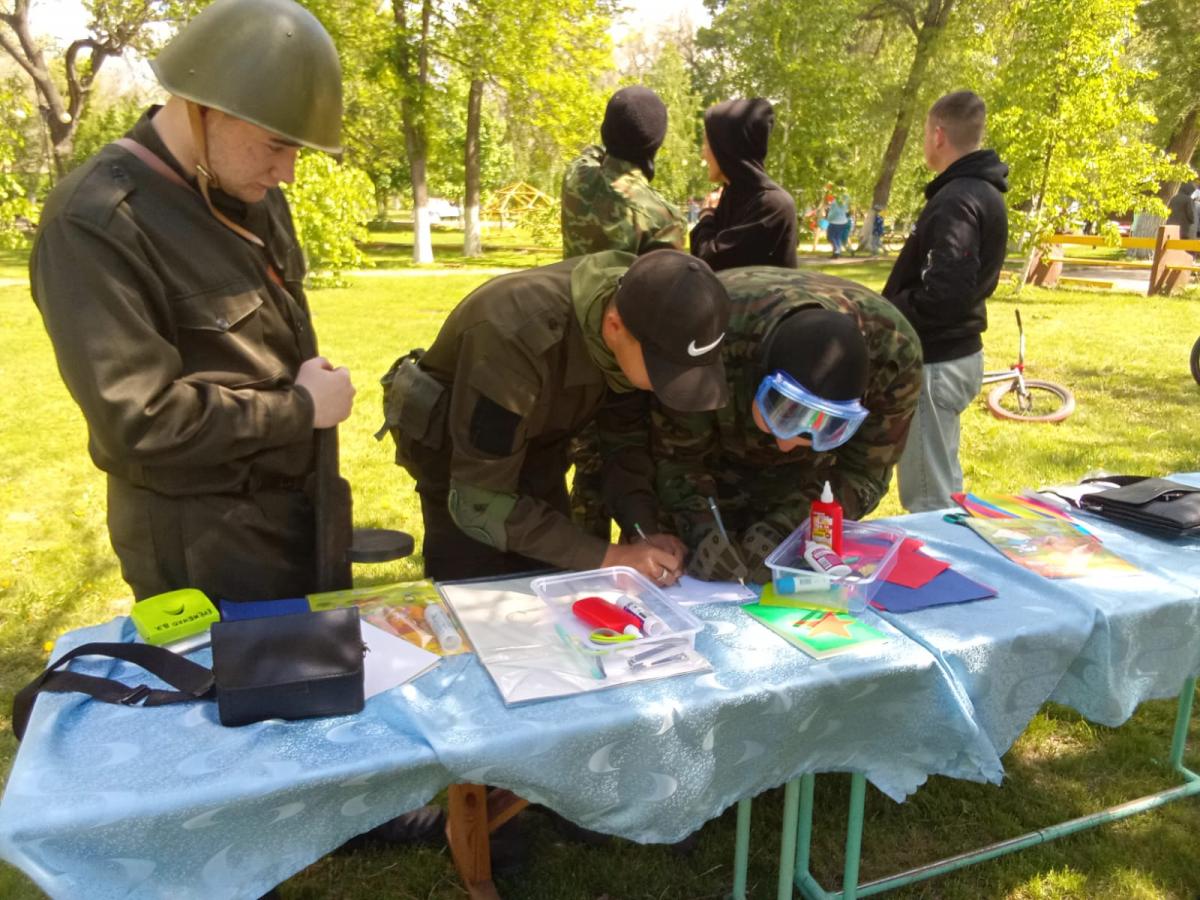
[
  {"left": 424, "top": 605, "right": 463, "bottom": 652},
  {"left": 802, "top": 541, "right": 851, "bottom": 578}
]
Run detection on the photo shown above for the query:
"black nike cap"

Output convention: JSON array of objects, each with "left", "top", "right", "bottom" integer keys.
[{"left": 614, "top": 250, "right": 731, "bottom": 412}]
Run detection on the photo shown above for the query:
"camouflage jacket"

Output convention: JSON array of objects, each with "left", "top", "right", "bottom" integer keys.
[
  {"left": 654, "top": 267, "right": 923, "bottom": 565},
  {"left": 561, "top": 145, "right": 686, "bottom": 258}
]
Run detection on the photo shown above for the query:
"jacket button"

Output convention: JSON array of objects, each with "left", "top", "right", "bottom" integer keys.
[{"left": 216, "top": 317, "right": 230, "bottom": 331}]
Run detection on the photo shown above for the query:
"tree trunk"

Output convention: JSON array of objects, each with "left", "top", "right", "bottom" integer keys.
[
  {"left": 858, "top": 0, "right": 956, "bottom": 250},
  {"left": 463, "top": 77, "right": 483, "bottom": 258},
  {"left": 1157, "top": 105, "right": 1200, "bottom": 203},
  {"left": 392, "top": 0, "right": 435, "bottom": 264}
]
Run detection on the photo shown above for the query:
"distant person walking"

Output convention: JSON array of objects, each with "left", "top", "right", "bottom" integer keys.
[
  {"left": 690, "top": 98, "right": 798, "bottom": 270},
  {"left": 883, "top": 90, "right": 1009, "bottom": 513},
  {"left": 871, "top": 208, "right": 885, "bottom": 254},
  {"left": 826, "top": 194, "right": 849, "bottom": 258}
]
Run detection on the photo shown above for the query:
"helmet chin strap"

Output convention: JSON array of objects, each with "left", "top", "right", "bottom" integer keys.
[{"left": 185, "top": 101, "right": 265, "bottom": 249}]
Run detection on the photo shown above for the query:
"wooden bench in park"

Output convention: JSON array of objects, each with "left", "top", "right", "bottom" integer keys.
[{"left": 1026, "top": 225, "right": 1200, "bottom": 296}]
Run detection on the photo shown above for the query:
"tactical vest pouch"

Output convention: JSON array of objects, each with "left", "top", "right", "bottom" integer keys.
[
  {"left": 11, "top": 608, "right": 365, "bottom": 738},
  {"left": 376, "top": 350, "right": 448, "bottom": 464}
]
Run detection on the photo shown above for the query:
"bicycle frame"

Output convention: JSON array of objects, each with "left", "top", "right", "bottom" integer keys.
[{"left": 980, "top": 309, "right": 1026, "bottom": 389}]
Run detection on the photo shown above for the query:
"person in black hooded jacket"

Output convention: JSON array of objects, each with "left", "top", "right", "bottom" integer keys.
[
  {"left": 883, "top": 90, "right": 1009, "bottom": 513},
  {"left": 690, "top": 98, "right": 798, "bottom": 270}
]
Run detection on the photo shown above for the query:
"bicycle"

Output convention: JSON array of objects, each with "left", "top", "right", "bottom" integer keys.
[{"left": 981, "top": 309, "right": 1076, "bottom": 422}]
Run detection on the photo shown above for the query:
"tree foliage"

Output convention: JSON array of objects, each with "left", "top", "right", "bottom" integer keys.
[
  {"left": 0, "top": 0, "right": 193, "bottom": 176},
  {"left": 282, "top": 153, "right": 375, "bottom": 287},
  {"left": 987, "top": 0, "right": 1191, "bottom": 243}
]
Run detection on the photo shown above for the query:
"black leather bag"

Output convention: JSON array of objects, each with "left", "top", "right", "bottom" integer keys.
[
  {"left": 12, "top": 607, "right": 365, "bottom": 739},
  {"left": 1079, "top": 476, "right": 1200, "bottom": 536}
]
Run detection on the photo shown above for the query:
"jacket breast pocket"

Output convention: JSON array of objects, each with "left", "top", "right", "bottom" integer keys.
[{"left": 173, "top": 286, "right": 284, "bottom": 387}]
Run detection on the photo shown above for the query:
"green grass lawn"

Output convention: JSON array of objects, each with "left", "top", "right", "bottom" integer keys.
[{"left": 1, "top": 233, "right": 1199, "bottom": 899}]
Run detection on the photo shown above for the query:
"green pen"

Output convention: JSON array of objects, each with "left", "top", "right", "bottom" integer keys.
[{"left": 634, "top": 522, "right": 650, "bottom": 542}]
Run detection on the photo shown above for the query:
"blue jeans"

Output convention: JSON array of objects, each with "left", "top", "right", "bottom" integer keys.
[{"left": 897, "top": 351, "right": 984, "bottom": 513}]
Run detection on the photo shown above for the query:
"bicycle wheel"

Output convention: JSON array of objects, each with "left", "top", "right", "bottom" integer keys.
[
  {"left": 986, "top": 379, "right": 1075, "bottom": 423},
  {"left": 1190, "top": 337, "right": 1200, "bottom": 386}
]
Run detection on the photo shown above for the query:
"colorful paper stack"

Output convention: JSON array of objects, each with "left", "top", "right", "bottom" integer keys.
[{"left": 869, "top": 537, "right": 996, "bottom": 613}]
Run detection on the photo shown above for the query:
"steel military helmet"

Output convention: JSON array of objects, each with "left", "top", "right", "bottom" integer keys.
[{"left": 151, "top": 0, "right": 343, "bottom": 154}]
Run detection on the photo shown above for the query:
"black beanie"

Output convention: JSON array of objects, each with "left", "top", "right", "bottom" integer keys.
[
  {"left": 762, "top": 308, "right": 869, "bottom": 401},
  {"left": 601, "top": 86, "right": 668, "bottom": 181}
]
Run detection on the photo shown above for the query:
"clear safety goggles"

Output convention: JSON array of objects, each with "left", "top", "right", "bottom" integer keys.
[{"left": 754, "top": 370, "right": 868, "bottom": 451}]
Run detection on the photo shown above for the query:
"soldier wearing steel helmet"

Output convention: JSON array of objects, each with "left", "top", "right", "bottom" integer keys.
[{"left": 30, "top": 0, "right": 353, "bottom": 603}]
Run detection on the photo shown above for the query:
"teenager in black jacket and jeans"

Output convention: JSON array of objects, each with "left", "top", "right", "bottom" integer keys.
[{"left": 883, "top": 90, "right": 1009, "bottom": 512}]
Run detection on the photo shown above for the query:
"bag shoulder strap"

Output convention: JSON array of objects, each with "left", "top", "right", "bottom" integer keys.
[
  {"left": 12, "top": 641, "right": 216, "bottom": 741},
  {"left": 111, "top": 137, "right": 284, "bottom": 287}
]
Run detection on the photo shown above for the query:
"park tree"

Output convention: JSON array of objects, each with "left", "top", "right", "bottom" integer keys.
[
  {"left": 283, "top": 151, "right": 375, "bottom": 286},
  {"left": 856, "top": 0, "right": 958, "bottom": 246},
  {"left": 0, "top": 0, "right": 191, "bottom": 178},
  {"left": 1134, "top": 0, "right": 1200, "bottom": 200},
  {"left": 450, "top": 0, "right": 609, "bottom": 256},
  {"left": 987, "top": 0, "right": 1189, "bottom": 254},
  {"left": 0, "top": 72, "right": 37, "bottom": 246}
]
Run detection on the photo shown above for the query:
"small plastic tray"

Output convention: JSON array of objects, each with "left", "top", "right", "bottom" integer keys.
[
  {"left": 764, "top": 519, "right": 906, "bottom": 612},
  {"left": 530, "top": 566, "right": 703, "bottom": 655}
]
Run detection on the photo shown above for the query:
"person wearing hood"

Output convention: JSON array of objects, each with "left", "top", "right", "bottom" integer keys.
[
  {"left": 690, "top": 98, "right": 798, "bottom": 270},
  {"left": 561, "top": 85, "right": 687, "bottom": 543},
  {"left": 561, "top": 85, "right": 686, "bottom": 258},
  {"left": 1166, "top": 181, "right": 1197, "bottom": 240},
  {"left": 883, "top": 90, "right": 1010, "bottom": 513},
  {"left": 379, "top": 250, "right": 731, "bottom": 586}
]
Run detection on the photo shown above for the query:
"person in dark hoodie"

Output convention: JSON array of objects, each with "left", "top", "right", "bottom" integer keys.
[
  {"left": 883, "top": 90, "right": 1009, "bottom": 512},
  {"left": 1166, "top": 181, "right": 1197, "bottom": 240},
  {"left": 691, "top": 98, "right": 798, "bottom": 270}
]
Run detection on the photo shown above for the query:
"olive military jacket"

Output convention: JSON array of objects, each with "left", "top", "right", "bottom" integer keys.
[
  {"left": 655, "top": 267, "right": 923, "bottom": 552},
  {"left": 31, "top": 110, "right": 316, "bottom": 497},
  {"left": 396, "top": 252, "right": 657, "bottom": 571},
  {"left": 561, "top": 145, "right": 686, "bottom": 258}
]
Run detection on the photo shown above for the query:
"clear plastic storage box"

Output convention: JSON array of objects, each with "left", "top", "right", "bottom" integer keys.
[
  {"left": 764, "top": 519, "right": 906, "bottom": 612},
  {"left": 531, "top": 566, "right": 704, "bottom": 654}
]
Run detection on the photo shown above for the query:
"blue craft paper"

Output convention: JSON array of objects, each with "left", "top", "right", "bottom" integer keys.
[
  {"left": 871, "top": 568, "right": 995, "bottom": 613},
  {"left": 218, "top": 597, "right": 311, "bottom": 621}
]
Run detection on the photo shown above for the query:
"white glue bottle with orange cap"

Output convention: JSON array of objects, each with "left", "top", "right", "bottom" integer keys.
[{"left": 808, "top": 481, "right": 844, "bottom": 555}]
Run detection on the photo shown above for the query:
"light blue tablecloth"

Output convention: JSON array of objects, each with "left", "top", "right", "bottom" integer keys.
[
  {"left": 873, "top": 512, "right": 1200, "bottom": 757},
  {"left": 6, "top": 490, "right": 1200, "bottom": 900},
  {"left": 0, "top": 583, "right": 1002, "bottom": 900}
]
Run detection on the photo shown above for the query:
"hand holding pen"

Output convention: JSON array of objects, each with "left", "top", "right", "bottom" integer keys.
[{"left": 602, "top": 536, "right": 682, "bottom": 586}]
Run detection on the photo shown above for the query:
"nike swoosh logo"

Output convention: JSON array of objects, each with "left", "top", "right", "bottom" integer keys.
[{"left": 687, "top": 333, "right": 725, "bottom": 356}]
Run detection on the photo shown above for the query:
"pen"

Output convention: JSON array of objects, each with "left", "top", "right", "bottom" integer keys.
[
  {"left": 707, "top": 496, "right": 749, "bottom": 589},
  {"left": 634, "top": 522, "right": 650, "bottom": 542}
]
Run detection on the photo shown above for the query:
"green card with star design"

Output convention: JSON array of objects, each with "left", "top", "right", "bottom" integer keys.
[{"left": 743, "top": 602, "right": 888, "bottom": 659}]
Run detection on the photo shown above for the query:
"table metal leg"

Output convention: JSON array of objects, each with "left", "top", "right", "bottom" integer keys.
[
  {"left": 793, "top": 677, "right": 1200, "bottom": 898},
  {"left": 795, "top": 773, "right": 815, "bottom": 875},
  {"left": 841, "top": 774, "right": 867, "bottom": 900},
  {"left": 777, "top": 779, "right": 802, "bottom": 900},
  {"left": 731, "top": 798, "right": 752, "bottom": 900}
]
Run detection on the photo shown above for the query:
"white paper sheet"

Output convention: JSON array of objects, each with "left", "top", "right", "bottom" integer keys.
[
  {"left": 361, "top": 619, "right": 440, "bottom": 699},
  {"left": 661, "top": 575, "right": 759, "bottom": 606}
]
